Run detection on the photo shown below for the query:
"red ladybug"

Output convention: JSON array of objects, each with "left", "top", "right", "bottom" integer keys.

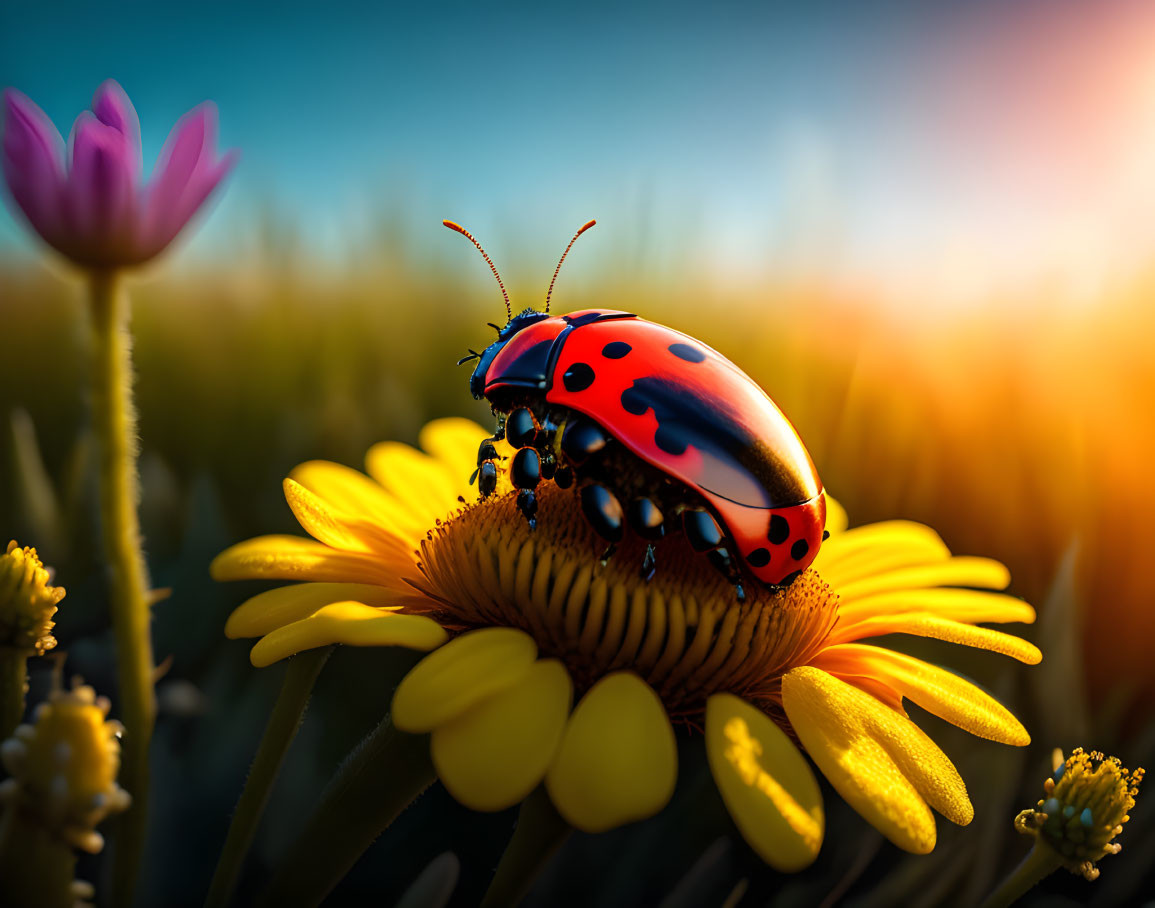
[{"left": 448, "top": 220, "right": 826, "bottom": 595}]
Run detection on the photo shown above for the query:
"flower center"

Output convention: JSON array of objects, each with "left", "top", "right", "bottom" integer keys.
[{"left": 409, "top": 485, "right": 840, "bottom": 720}]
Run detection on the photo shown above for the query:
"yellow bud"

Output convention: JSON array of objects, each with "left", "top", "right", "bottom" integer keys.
[
  {"left": 1015, "top": 747, "right": 1144, "bottom": 882},
  {"left": 0, "top": 679, "right": 131, "bottom": 853},
  {"left": 0, "top": 540, "right": 64, "bottom": 655}
]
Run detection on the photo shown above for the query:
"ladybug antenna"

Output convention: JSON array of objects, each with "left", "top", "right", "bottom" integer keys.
[
  {"left": 443, "top": 220, "right": 511, "bottom": 321},
  {"left": 544, "top": 219, "right": 596, "bottom": 313}
]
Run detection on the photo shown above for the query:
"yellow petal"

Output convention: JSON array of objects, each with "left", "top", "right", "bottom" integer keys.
[
  {"left": 824, "top": 495, "right": 848, "bottom": 535},
  {"left": 432, "top": 659, "right": 572, "bottom": 811},
  {"left": 829, "top": 613, "right": 1042, "bottom": 664},
  {"left": 289, "top": 460, "right": 421, "bottom": 540},
  {"left": 366, "top": 441, "right": 460, "bottom": 527},
  {"left": 248, "top": 602, "right": 447, "bottom": 668},
  {"left": 814, "top": 520, "right": 946, "bottom": 571},
  {"left": 418, "top": 418, "right": 489, "bottom": 499},
  {"left": 782, "top": 667, "right": 973, "bottom": 852},
  {"left": 705, "top": 693, "right": 824, "bottom": 871},
  {"left": 812, "top": 645, "right": 1031, "bottom": 746},
  {"left": 837, "top": 589, "right": 1036, "bottom": 626},
  {"left": 813, "top": 531, "right": 951, "bottom": 589},
  {"left": 392, "top": 627, "right": 537, "bottom": 733},
  {"left": 210, "top": 535, "right": 400, "bottom": 587},
  {"left": 226, "top": 582, "right": 402, "bottom": 638},
  {"left": 546, "top": 672, "right": 676, "bottom": 833},
  {"left": 282, "top": 478, "right": 419, "bottom": 561},
  {"left": 835, "top": 557, "right": 1011, "bottom": 602}
]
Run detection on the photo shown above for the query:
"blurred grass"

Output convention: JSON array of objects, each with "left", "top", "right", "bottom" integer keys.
[{"left": 1, "top": 234, "right": 1153, "bottom": 905}]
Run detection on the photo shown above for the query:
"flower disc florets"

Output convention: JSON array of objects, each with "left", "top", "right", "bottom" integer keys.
[
  {"left": 1015, "top": 747, "right": 1144, "bottom": 881},
  {"left": 410, "top": 483, "right": 839, "bottom": 724}
]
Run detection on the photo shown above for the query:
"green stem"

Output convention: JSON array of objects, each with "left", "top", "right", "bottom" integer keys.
[
  {"left": 0, "top": 646, "right": 28, "bottom": 744},
  {"left": 0, "top": 808, "right": 77, "bottom": 908},
  {"left": 258, "top": 714, "right": 436, "bottom": 908},
  {"left": 981, "top": 844, "right": 1064, "bottom": 908},
  {"left": 204, "top": 647, "right": 332, "bottom": 908},
  {"left": 482, "top": 787, "right": 571, "bottom": 908},
  {"left": 89, "top": 269, "right": 156, "bottom": 907}
]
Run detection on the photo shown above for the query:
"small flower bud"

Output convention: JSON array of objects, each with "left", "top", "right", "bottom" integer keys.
[
  {"left": 1015, "top": 747, "right": 1144, "bottom": 882},
  {"left": 0, "top": 678, "right": 131, "bottom": 853},
  {"left": 0, "top": 540, "right": 63, "bottom": 655}
]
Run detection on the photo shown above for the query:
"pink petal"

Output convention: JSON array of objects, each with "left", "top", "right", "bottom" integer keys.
[
  {"left": 91, "top": 79, "right": 141, "bottom": 175},
  {"left": 141, "top": 148, "right": 236, "bottom": 259},
  {"left": 65, "top": 111, "right": 137, "bottom": 261},
  {"left": 140, "top": 102, "right": 234, "bottom": 256},
  {"left": 1, "top": 88, "right": 66, "bottom": 244},
  {"left": 144, "top": 104, "right": 210, "bottom": 236}
]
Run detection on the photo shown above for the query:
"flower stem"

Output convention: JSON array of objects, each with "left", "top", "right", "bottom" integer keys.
[
  {"left": 88, "top": 269, "right": 156, "bottom": 906},
  {"left": 0, "top": 808, "right": 77, "bottom": 908},
  {"left": 204, "top": 647, "right": 332, "bottom": 908},
  {"left": 258, "top": 714, "right": 435, "bottom": 908},
  {"left": 0, "top": 646, "right": 28, "bottom": 744},
  {"left": 481, "top": 787, "right": 571, "bottom": 908},
  {"left": 981, "top": 844, "right": 1064, "bottom": 908}
]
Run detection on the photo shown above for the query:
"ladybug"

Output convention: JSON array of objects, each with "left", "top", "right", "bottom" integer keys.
[{"left": 447, "top": 219, "right": 827, "bottom": 597}]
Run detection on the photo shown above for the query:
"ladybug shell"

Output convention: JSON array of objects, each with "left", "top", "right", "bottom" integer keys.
[{"left": 484, "top": 309, "right": 826, "bottom": 585}]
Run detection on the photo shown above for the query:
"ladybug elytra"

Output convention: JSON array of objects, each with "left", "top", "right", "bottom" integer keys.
[{"left": 447, "top": 219, "right": 827, "bottom": 598}]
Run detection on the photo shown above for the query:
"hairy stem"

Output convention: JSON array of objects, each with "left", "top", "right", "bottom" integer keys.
[
  {"left": 89, "top": 269, "right": 155, "bottom": 906},
  {"left": 0, "top": 809, "right": 77, "bottom": 908},
  {"left": 0, "top": 647, "right": 28, "bottom": 745},
  {"left": 259, "top": 714, "right": 435, "bottom": 908},
  {"left": 204, "top": 647, "right": 332, "bottom": 908},
  {"left": 981, "top": 844, "right": 1064, "bottom": 908},
  {"left": 482, "top": 787, "right": 571, "bottom": 908}
]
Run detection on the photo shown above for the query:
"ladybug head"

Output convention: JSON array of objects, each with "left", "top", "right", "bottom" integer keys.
[
  {"left": 444, "top": 219, "right": 597, "bottom": 401},
  {"left": 464, "top": 309, "right": 550, "bottom": 400}
]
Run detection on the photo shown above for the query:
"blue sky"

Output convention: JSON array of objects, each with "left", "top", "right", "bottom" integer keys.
[{"left": 3, "top": 0, "right": 1152, "bottom": 299}]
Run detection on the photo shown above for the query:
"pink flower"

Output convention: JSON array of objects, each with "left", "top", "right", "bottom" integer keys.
[{"left": 2, "top": 80, "right": 236, "bottom": 268}]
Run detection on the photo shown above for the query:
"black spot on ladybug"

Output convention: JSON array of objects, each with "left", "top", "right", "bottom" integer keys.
[
  {"left": 562, "top": 362, "right": 595, "bottom": 392},
  {"left": 615, "top": 376, "right": 811, "bottom": 506},
  {"left": 791, "top": 539, "right": 809, "bottom": 561},
  {"left": 747, "top": 547, "right": 771, "bottom": 567},
  {"left": 768, "top": 514, "right": 790, "bottom": 545},
  {"left": 620, "top": 386, "right": 647, "bottom": 415},
  {"left": 669, "top": 342, "right": 706, "bottom": 363},
  {"left": 654, "top": 424, "right": 687, "bottom": 456},
  {"left": 602, "top": 341, "right": 632, "bottom": 359}
]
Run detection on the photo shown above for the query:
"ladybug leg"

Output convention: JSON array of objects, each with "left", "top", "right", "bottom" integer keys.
[
  {"left": 561, "top": 418, "right": 608, "bottom": 464},
  {"left": 535, "top": 413, "right": 561, "bottom": 481},
  {"left": 683, "top": 507, "right": 745, "bottom": 601},
  {"left": 472, "top": 437, "right": 501, "bottom": 497},
  {"left": 511, "top": 448, "right": 542, "bottom": 530},
  {"left": 682, "top": 508, "right": 724, "bottom": 551},
  {"left": 580, "top": 483, "right": 624, "bottom": 544},
  {"left": 477, "top": 460, "right": 498, "bottom": 497},
  {"left": 627, "top": 498, "right": 665, "bottom": 540},
  {"left": 506, "top": 407, "right": 537, "bottom": 449},
  {"left": 707, "top": 546, "right": 746, "bottom": 602},
  {"left": 517, "top": 489, "right": 538, "bottom": 530},
  {"left": 640, "top": 543, "right": 657, "bottom": 581}
]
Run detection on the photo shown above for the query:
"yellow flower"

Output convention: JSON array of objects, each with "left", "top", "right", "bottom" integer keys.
[
  {"left": 212, "top": 418, "right": 1040, "bottom": 869},
  {"left": 0, "top": 679, "right": 131, "bottom": 853},
  {"left": 0, "top": 540, "right": 64, "bottom": 655},
  {"left": 1015, "top": 747, "right": 1144, "bottom": 881}
]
